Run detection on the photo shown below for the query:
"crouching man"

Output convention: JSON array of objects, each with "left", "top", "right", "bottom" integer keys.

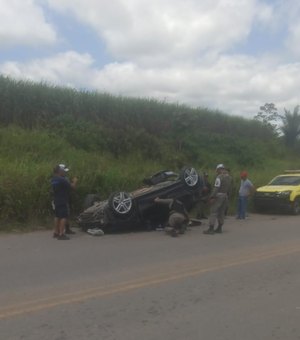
[{"left": 154, "top": 197, "right": 189, "bottom": 237}]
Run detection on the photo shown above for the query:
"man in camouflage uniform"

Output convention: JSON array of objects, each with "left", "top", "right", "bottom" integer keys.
[{"left": 203, "top": 164, "right": 232, "bottom": 235}]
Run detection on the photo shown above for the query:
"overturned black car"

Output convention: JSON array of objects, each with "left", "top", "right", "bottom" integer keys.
[{"left": 77, "top": 166, "right": 203, "bottom": 233}]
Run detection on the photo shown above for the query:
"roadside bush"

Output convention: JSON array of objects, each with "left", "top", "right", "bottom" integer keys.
[{"left": 0, "top": 76, "right": 299, "bottom": 227}]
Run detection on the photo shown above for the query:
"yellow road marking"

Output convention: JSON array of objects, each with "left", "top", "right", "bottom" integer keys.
[{"left": 0, "top": 245, "right": 299, "bottom": 320}]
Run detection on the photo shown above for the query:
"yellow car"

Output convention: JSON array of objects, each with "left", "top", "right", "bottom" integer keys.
[{"left": 253, "top": 171, "right": 300, "bottom": 214}]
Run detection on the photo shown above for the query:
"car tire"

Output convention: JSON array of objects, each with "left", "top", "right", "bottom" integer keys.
[
  {"left": 83, "top": 194, "right": 101, "bottom": 210},
  {"left": 108, "top": 191, "right": 135, "bottom": 217},
  {"left": 180, "top": 167, "right": 200, "bottom": 188},
  {"left": 291, "top": 198, "right": 300, "bottom": 215}
]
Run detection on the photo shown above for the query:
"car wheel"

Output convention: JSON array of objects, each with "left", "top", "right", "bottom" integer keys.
[
  {"left": 108, "top": 191, "right": 134, "bottom": 216},
  {"left": 180, "top": 167, "right": 200, "bottom": 188},
  {"left": 83, "top": 194, "right": 101, "bottom": 210},
  {"left": 291, "top": 198, "right": 300, "bottom": 215}
]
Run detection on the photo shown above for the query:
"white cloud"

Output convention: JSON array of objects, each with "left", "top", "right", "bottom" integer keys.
[
  {"left": 0, "top": 51, "right": 94, "bottom": 86},
  {"left": 271, "top": 0, "right": 300, "bottom": 57},
  {"left": 0, "top": 0, "right": 57, "bottom": 48},
  {"left": 47, "top": 0, "right": 261, "bottom": 65},
  {"left": 286, "top": 23, "right": 300, "bottom": 56},
  {"left": 2, "top": 50, "right": 300, "bottom": 118},
  {"left": 1, "top": 0, "right": 300, "bottom": 119},
  {"left": 286, "top": 16, "right": 300, "bottom": 57},
  {"left": 90, "top": 55, "right": 300, "bottom": 117}
]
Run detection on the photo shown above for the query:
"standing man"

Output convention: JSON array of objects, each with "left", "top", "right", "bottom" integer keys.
[
  {"left": 51, "top": 164, "right": 78, "bottom": 240},
  {"left": 154, "top": 197, "right": 189, "bottom": 237},
  {"left": 224, "top": 168, "right": 234, "bottom": 216},
  {"left": 196, "top": 172, "right": 211, "bottom": 219},
  {"left": 203, "top": 164, "right": 232, "bottom": 235},
  {"left": 237, "top": 171, "right": 255, "bottom": 219}
]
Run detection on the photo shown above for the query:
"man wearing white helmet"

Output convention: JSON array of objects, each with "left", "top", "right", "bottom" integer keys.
[
  {"left": 203, "top": 164, "right": 231, "bottom": 235},
  {"left": 51, "top": 164, "right": 78, "bottom": 240}
]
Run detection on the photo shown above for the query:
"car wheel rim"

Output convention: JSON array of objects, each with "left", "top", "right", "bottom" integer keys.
[
  {"left": 184, "top": 168, "right": 198, "bottom": 187},
  {"left": 112, "top": 192, "right": 132, "bottom": 214}
]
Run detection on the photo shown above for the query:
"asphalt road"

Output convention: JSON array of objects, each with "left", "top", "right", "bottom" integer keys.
[{"left": 0, "top": 214, "right": 299, "bottom": 340}]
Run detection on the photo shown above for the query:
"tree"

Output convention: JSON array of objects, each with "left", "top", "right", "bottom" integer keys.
[
  {"left": 254, "top": 103, "right": 282, "bottom": 134},
  {"left": 280, "top": 105, "right": 300, "bottom": 148}
]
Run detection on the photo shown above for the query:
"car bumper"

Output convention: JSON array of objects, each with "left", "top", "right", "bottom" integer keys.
[{"left": 253, "top": 196, "right": 292, "bottom": 212}]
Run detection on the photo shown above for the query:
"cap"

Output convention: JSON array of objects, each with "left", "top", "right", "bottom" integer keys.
[
  {"left": 58, "top": 164, "right": 69, "bottom": 172},
  {"left": 240, "top": 171, "right": 248, "bottom": 177},
  {"left": 216, "top": 164, "right": 225, "bottom": 170}
]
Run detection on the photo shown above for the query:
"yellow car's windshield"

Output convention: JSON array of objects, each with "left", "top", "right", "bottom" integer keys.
[{"left": 269, "top": 176, "right": 300, "bottom": 186}]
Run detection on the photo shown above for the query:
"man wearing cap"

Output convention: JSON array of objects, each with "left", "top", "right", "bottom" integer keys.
[
  {"left": 237, "top": 171, "right": 255, "bottom": 219},
  {"left": 203, "top": 164, "right": 232, "bottom": 235},
  {"left": 196, "top": 172, "right": 211, "bottom": 219},
  {"left": 51, "top": 164, "right": 78, "bottom": 240}
]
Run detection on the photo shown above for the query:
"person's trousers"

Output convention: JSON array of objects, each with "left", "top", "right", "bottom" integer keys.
[
  {"left": 237, "top": 195, "right": 248, "bottom": 219},
  {"left": 208, "top": 194, "right": 228, "bottom": 227},
  {"left": 169, "top": 212, "right": 186, "bottom": 230}
]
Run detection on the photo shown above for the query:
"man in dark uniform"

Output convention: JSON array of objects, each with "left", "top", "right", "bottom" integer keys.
[
  {"left": 196, "top": 172, "right": 211, "bottom": 219},
  {"left": 51, "top": 164, "right": 78, "bottom": 240},
  {"left": 203, "top": 164, "right": 231, "bottom": 235},
  {"left": 224, "top": 167, "right": 234, "bottom": 216},
  {"left": 64, "top": 169, "right": 77, "bottom": 235},
  {"left": 154, "top": 197, "right": 189, "bottom": 237}
]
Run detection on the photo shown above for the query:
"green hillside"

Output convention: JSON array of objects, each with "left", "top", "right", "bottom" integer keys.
[{"left": 0, "top": 75, "right": 299, "bottom": 227}]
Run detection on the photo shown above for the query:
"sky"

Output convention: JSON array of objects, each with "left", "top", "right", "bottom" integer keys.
[{"left": 1, "top": 0, "right": 300, "bottom": 118}]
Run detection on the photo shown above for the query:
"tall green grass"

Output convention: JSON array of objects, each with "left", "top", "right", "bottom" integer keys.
[
  {"left": 0, "top": 75, "right": 273, "bottom": 141},
  {"left": 0, "top": 124, "right": 297, "bottom": 226},
  {"left": 0, "top": 75, "right": 298, "bottom": 227},
  {"left": 0, "top": 126, "right": 165, "bottom": 224}
]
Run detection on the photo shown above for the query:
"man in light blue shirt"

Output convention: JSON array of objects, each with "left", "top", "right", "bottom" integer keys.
[{"left": 237, "top": 171, "right": 255, "bottom": 219}]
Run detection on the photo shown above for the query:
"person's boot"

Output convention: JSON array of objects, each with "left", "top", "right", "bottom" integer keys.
[
  {"left": 214, "top": 224, "right": 223, "bottom": 233},
  {"left": 203, "top": 225, "right": 214, "bottom": 235}
]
